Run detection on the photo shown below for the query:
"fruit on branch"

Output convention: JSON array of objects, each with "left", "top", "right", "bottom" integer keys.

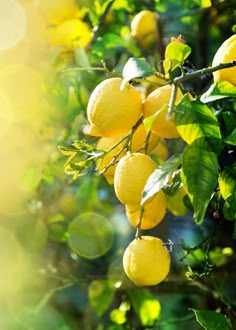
[
  {"left": 87, "top": 78, "right": 142, "bottom": 138},
  {"left": 123, "top": 236, "right": 171, "bottom": 286},
  {"left": 212, "top": 34, "right": 236, "bottom": 86}
]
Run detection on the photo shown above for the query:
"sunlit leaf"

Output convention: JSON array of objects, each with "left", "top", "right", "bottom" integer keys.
[
  {"left": 128, "top": 289, "right": 161, "bottom": 326},
  {"left": 181, "top": 140, "right": 219, "bottom": 224},
  {"left": 175, "top": 95, "right": 221, "bottom": 152},
  {"left": 68, "top": 212, "right": 114, "bottom": 259},
  {"left": 191, "top": 309, "right": 230, "bottom": 330},
  {"left": 89, "top": 280, "right": 116, "bottom": 317},
  {"left": 122, "top": 57, "right": 155, "bottom": 87},
  {"left": 58, "top": 146, "right": 77, "bottom": 156},
  {"left": 219, "top": 164, "right": 236, "bottom": 200},
  {"left": 200, "top": 81, "right": 236, "bottom": 103},
  {"left": 164, "top": 41, "right": 191, "bottom": 72},
  {"left": 142, "top": 154, "right": 182, "bottom": 205},
  {"left": 223, "top": 191, "right": 236, "bottom": 221}
]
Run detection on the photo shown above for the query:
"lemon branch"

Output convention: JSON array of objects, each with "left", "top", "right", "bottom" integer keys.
[{"left": 167, "top": 60, "right": 236, "bottom": 119}]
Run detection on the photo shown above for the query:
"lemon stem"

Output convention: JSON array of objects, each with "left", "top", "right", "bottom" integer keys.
[{"left": 135, "top": 206, "right": 144, "bottom": 239}]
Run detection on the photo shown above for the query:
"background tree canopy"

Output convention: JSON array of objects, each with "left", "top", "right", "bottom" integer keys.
[{"left": 0, "top": 0, "right": 236, "bottom": 329}]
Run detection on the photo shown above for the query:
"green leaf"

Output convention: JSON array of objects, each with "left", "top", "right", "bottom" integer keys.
[
  {"left": 122, "top": 57, "right": 155, "bottom": 87},
  {"left": 181, "top": 140, "right": 219, "bottom": 224},
  {"left": 175, "top": 95, "right": 222, "bottom": 152},
  {"left": 58, "top": 146, "right": 78, "bottom": 156},
  {"left": 224, "top": 128, "right": 236, "bottom": 146},
  {"left": 223, "top": 191, "right": 236, "bottom": 221},
  {"left": 142, "top": 154, "right": 182, "bottom": 205},
  {"left": 68, "top": 212, "right": 114, "bottom": 259},
  {"left": 219, "top": 164, "right": 236, "bottom": 200},
  {"left": 200, "top": 81, "right": 236, "bottom": 103},
  {"left": 164, "top": 41, "right": 191, "bottom": 72},
  {"left": 191, "top": 309, "right": 230, "bottom": 330},
  {"left": 128, "top": 289, "right": 161, "bottom": 326},
  {"left": 143, "top": 107, "right": 166, "bottom": 132},
  {"left": 88, "top": 280, "right": 116, "bottom": 317}
]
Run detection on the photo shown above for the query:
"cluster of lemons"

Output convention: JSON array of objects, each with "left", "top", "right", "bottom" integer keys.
[
  {"left": 86, "top": 73, "right": 180, "bottom": 285},
  {"left": 86, "top": 8, "right": 236, "bottom": 285},
  {"left": 39, "top": 0, "right": 92, "bottom": 52}
]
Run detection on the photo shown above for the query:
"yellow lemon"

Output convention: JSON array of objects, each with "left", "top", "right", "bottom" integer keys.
[
  {"left": 96, "top": 136, "right": 126, "bottom": 184},
  {"left": 114, "top": 152, "right": 156, "bottom": 205},
  {"left": 131, "top": 123, "right": 160, "bottom": 153},
  {"left": 212, "top": 34, "right": 236, "bottom": 86},
  {"left": 151, "top": 139, "right": 169, "bottom": 162},
  {"left": 47, "top": 18, "right": 91, "bottom": 50},
  {"left": 87, "top": 78, "right": 142, "bottom": 138},
  {"left": 142, "top": 84, "right": 182, "bottom": 139},
  {"left": 131, "top": 10, "right": 158, "bottom": 38},
  {"left": 123, "top": 236, "right": 171, "bottom": 286},
  {"left": 39, "top": 0, "right": 77, "bottom": 25},
  {"left": 125, "top": 190, "right": 167, "bottom": 230}
]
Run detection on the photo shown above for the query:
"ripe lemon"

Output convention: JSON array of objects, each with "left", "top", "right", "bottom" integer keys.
[
  {"left": 123, "top": 236, "right": 171, "bottom": 286},
  {"left": 87, "top": 78, "right": 142, "bottom": 138},
  {"left": 47, "top": 18, "right": 91, "bottom": 50},
  {"left": 212, "top": 34, "right": 236, "bottom": 86},
  {"left": 131, "top": 10, "right": 158, "bottom": 39},
  {"left": 96, "top": 136, "right": 126, "bottom": 184},
  {"left": 151, "top": 139, "right": 168, "bottom": 162},
  {"left": 131, "top": 123, "right": 160, "bottom": 153},
  {"left": 114, "top": 152, "right": 156, "bottom": 205},
  {"left": 142, "top": 84, "right": 182, "bottom": 139},
  {"left": 39, "top": 0, "right": 77, "bottom": 25},
  {"left": 125, "top": 190, "right": 167, "bottom": 230}
]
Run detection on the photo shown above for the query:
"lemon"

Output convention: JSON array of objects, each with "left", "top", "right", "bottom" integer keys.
[
  {"left": 39, "top": 0, "right": 77, "bottom": 25},
  {"left": 126, "top": 190, "right": 167, "bottom": 230},
  {"left": 123, "top": 236, "right": 171, "bottom": 286},
  {"left": 114, "top": 152, "right": 156, "bottom": 205},
  {"left": 142, "top": 84, "right": 182, "bottom": 139},
  {"left": 212, "top": 34, "right": 236, "bottom": 86},
  {"left": 151, "top": 139, "right": 168, "bottom": 162},
  {"left": 131, "top": 123, "right": 160, "bottom": 153},
  {"left": 131, "top": 10, "right": 158, "bottom": 39},
  {"left": 87, "top": 78, "right": 142, "bottom": 138},
  {"left": 96, "top": 136, "right": 126, "bottom": 184},
  {"left": 47, "top": 18, "right": 91, "bottom": 50}
]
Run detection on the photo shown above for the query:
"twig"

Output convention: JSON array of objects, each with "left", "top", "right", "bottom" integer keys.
[
  {"left": 86, "top": 0, "right": 116, "bottom": 51},
  {"left": 168, "top": 60, "right": 236, "bottom": 118}
]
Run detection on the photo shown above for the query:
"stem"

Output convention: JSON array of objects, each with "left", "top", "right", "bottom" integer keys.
[
  {"left": 86, "top": 0, "right": 115, "bottom": 51},
  {"left": 167, "top": 61, "right": 236, "bottom": 118},
  {"left": 135, "top": 206, "right": 144, "bottom": 239}
]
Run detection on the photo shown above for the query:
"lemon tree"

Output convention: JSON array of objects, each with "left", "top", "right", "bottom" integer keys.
[{"left": 7, "top": 1, "right": 236, "bottom": 330}]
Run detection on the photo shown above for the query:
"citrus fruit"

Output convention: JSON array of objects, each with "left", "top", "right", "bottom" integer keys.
[
  {"left": 123, "top": 236, "right": 171, "bottom": 286},
  {"left": 125, "top": 190, "right": 167, "bottom": 230},
  {"left": 47, "top": 18, "right": 91, "bottom": 50},
  {"left": 96, "top": 136, "right": 126, "bottom": 184},
  {"left": 151, "top": 139, "right": 168, "bottom": 162},
  {"left": 114, "top": 152, "right": 156, "bottom": 205},
  {"left": 131, "top": 10, "right": 158, "bottom": 39},
  {"left": 212, "top": 34, "right": 236, "bottom": 86},
  {"left": 142, "top": 84, "right": 182, "bottom": 139},
  {"left": 131, "top": 123, "right": 160, "bottom": 153},
  {"left": 87, "top": 78, "right": 142, "bottom": 138},
  {"left": 39, "top": 0, "right": 77, "bottom": 25}
]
